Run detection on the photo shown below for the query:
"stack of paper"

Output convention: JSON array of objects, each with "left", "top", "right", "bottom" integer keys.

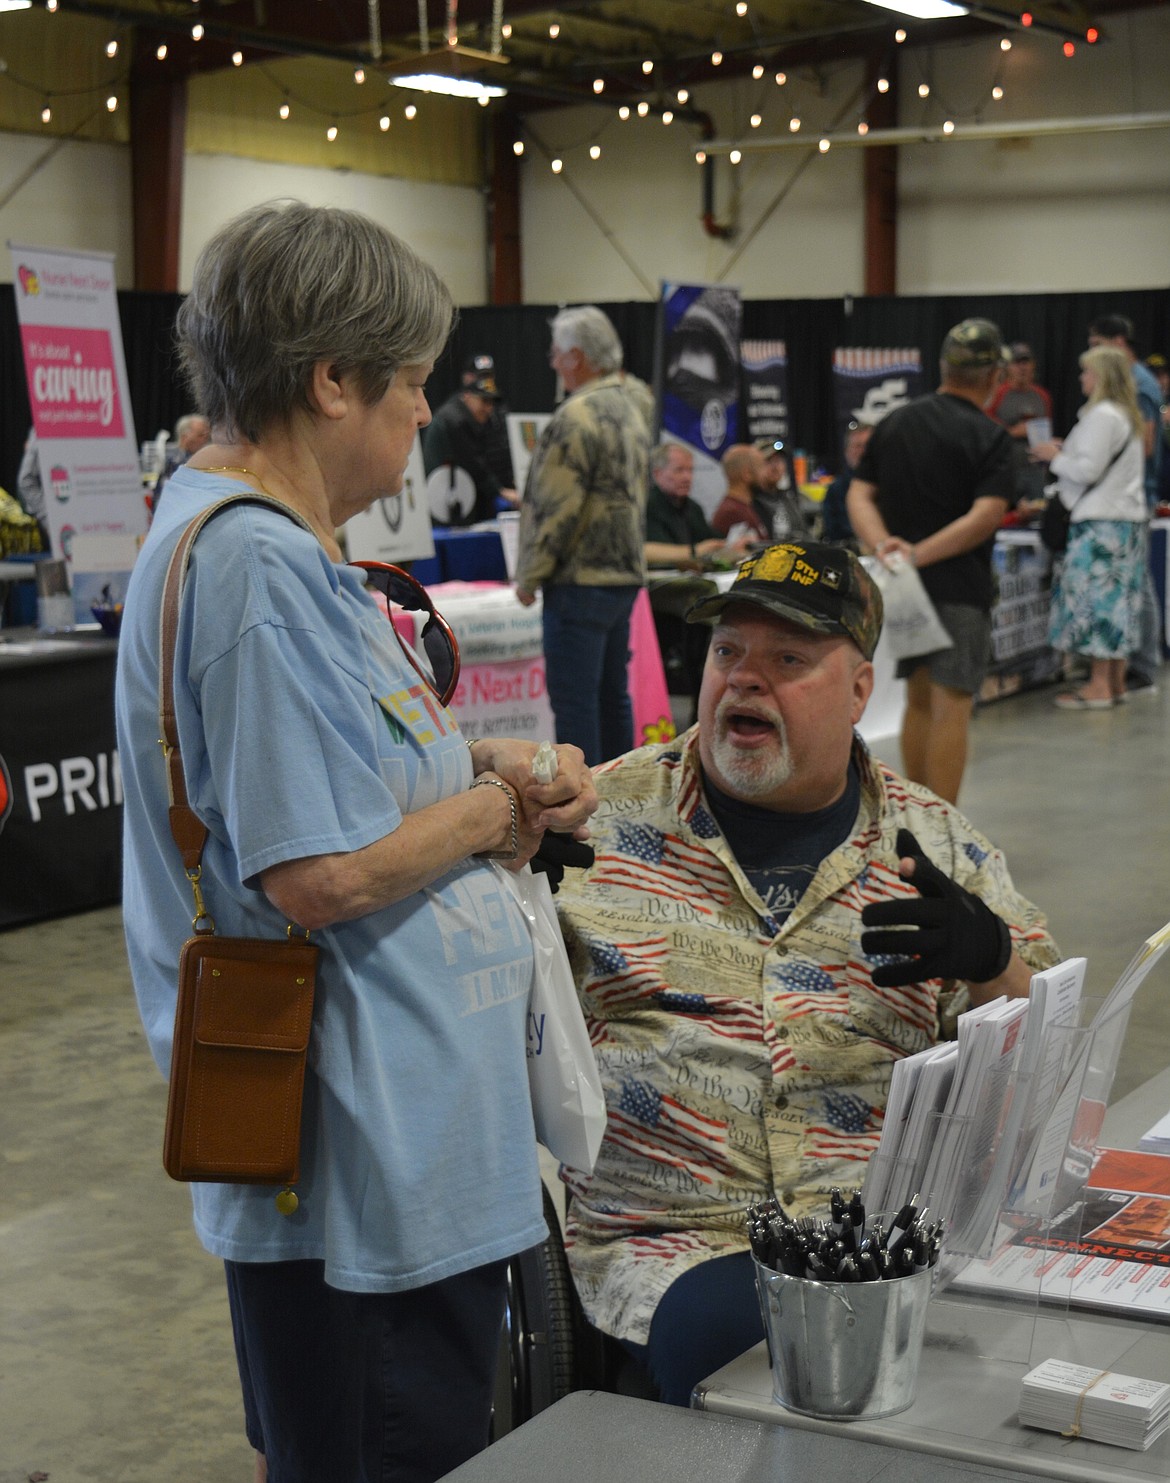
[
  {"left": 1139, "top": 1109, "right": 1170, "bottom": 1156},
  {"left": 1020, "top": 1359, "right": 1170, "bottom": 1451}
]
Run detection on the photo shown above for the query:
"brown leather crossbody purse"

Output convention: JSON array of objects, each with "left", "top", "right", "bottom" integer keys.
[{"left": 159, "top": 496, "right": 318, "bottom": 1196}]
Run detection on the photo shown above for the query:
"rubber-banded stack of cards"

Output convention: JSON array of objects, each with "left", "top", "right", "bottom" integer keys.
[{"left": 1019, "top": 1359, "right": 1170, "bottom": 1451}]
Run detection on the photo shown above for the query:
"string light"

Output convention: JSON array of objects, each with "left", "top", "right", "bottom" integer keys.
[
  {"left": 326, "top": 123, "right": 338, "bottom": 141},
  {"left": 156, "top": 43, "right": 167, "bottom": 61},
  {"left": 41, "top": 104, "right": 51, "bottom": 123},
  {"left": 877, "top": 77, "right": 890, "bottom": 93},
  {"left": 232, "top": 51, "right": 244, "bottom": 67},
  {"left": 789, "top": 116, "right": 801, "bottom": 131},
  {"left": 942, "top": 119, "right": 955, "bottom": 133},
  {"left": 513, "top": 139, "right": 524, "bottom": 155},
  {"left": 711, "top": 50, "right": 723, "bottom": 65},
  {"left": 106, "top": 94, "right": 117, "bottom": 112},
  {"left": 477, "top": 94, "right": 490, "bottom": 106},
  {"left": 46, "top": 0, "right": 58, "bottom": 10},
  {"left": 379, "top": 115, "right": 390, "bottom": 131},
  {"left": 618, "top": 104, "right": 630, "bottom": 119},
  {"left": 404, "top": 103, "right": 417, "bottom": 119},
  {"left": 642, "top": 60, "right": 653, "bottom": 74},
  {"left": 1063, "top": 40, "right": 1075, "bottom": 56},
  {"left": 1000, "top": 37, "right": 1012, "bottom": 51},
  {"left": 991, "top": 84, "right": 1004, "bottom": 99},
  {"left": 695, "top": 149, "right": 707, "bottom": 164},
  {"left": 501, "top": 21, "right": 511, "bottom": 38},
  {"left": 818, "top": 138, "right": 830, "bottom": 153},
  {"left": 736, "top": 2, "right": 748, "bottom": 14},
  {"left": 895, "top": 29, "right": 907, "bottom": 43},
  {"left": 548, "top": 22, "right": 559, "bottom": 38},
  {"left": 752, "top": 63, "right": 764, "bottom": 80},
  {"left": 1021, "top": 12, "right": 1033, "bottom": 26},
  {"left": 677, "top": 88, "right": 689, "bottom": 104},
  {"left": 857, "top": 120, "right": 869, "bottom": 135},
  {"left": 279, "top": 100, "right": 290, "bottom": 119},
  {"left": 775, "top": 71, "right": 787, "bottom": 85},
  {"left": 918, "top": 82, "right": 930, "bottom": 97},
  {"left": 662, "top": 110, "right": 674, "bottom": 124},
  {"left": 1086, "top": 26, "right": 1099, "bottom": 43},
  {"left": 589, "top": 144, "right": 601, "bottom": 159},
  {"left": 729, "top": 148, "right": 742, "bottom": 164},
  {"left": 191, "top": 23, "right": 204, "bottom": 40},
  {"left": 551, "top": 157, "right": 563, "bottom": 172},
  {"left": 750, "top": 113, "right": 762, "bottom": 128},
  {"left": 593, "top": 78, "right": 604, "bottom": 94},
  {"left": 637, "top": 100, "right": 649, "bottom": 116},
  {"left": 105, "top": 40, "right": 118, "bottom": 59}
]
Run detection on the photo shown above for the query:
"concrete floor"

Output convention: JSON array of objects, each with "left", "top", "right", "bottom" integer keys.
[{"left": 2, "top": 679, "right": 1170, "bottom": 1482}]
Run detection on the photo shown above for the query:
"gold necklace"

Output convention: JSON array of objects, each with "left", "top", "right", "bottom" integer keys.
[{"left": 199, "top": 465, "right": 277, "bottom": 500}]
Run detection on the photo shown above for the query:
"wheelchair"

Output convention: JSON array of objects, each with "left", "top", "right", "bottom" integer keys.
[{"left": 490, "top": 1183, "right": 658, "bottom": 1440}]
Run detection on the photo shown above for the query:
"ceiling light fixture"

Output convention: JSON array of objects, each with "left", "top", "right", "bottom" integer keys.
[
  {"left": 861, "top": 0, "right": 967, "bottom": 17},
  {"left": 391, "top": 72, "right": 506, "bottom": 100},
  {"left": 0, "top": 1, "right": 33, "bottom": 11}
]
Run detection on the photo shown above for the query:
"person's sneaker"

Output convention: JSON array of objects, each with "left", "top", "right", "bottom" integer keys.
[{"left": 1125, "top": 673, "right": 1159, "bottom": 696}]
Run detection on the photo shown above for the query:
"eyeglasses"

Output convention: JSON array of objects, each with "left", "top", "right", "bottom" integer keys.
[{"left": 350, "top": 561, "right": 460, "bottom": 706}]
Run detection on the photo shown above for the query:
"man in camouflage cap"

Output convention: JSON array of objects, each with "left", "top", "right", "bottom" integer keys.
[
  {"left": 847, "top": 318, "right": 1015, "bottom": 804},
  {"left": 553, "top": 537, "right": 1057, "bottom": 1408}
]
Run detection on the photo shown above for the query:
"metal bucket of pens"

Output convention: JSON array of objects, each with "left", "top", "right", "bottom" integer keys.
[{"left": 750, "top": 1192, "right": 937, "bottom": 1421}]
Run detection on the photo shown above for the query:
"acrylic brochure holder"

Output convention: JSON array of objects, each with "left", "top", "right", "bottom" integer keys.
[{"left": 865, "top": 991, "right": 1135, "bottom": 1369}]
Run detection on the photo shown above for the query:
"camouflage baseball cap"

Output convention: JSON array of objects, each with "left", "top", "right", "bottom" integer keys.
[
  {"left": 685, "top": 541, "right": 884, "bottom": 660},
  {"left": 941, "top": 317, "right": 1009, "bottom": 369}
]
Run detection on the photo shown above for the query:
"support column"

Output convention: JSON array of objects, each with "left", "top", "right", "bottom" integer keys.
[
  {"left": 489, "top": 118, "right": 522, "bottom": 305},
  {"left": 129, "top": 31, "right": 188, "bottom": 292},
  {"left": 863, "top": 51, "right": 898, "bottom": 297}
]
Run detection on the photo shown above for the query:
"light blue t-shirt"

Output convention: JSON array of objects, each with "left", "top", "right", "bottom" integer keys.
[{"left": 116, "top": 469, "right": 544, "bottom": 1290}]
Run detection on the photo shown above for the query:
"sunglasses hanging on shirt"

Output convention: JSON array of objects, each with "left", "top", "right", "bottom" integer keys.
[{"left": 350, "top": 561, "right": 461, "bottom": 707}]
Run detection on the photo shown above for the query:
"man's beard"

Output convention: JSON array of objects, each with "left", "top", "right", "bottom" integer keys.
[{"left": 709, "top": 699, "right": 793, "bottom": 798}]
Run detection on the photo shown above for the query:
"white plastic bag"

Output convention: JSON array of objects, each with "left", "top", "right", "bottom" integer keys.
[
  {"left": 869, "top": 554, "right": 953, "bottom": 662},
  {"left": 496, "top": 864, "right": 607, "bottom": 1173}
]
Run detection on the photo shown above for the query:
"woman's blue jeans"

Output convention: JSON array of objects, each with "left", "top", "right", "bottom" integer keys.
[{"left": 541, "top": 583, "right": 639, "bottom": 766}]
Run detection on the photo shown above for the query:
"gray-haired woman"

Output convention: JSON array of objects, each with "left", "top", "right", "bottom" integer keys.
[{"left": 115, "top": 200, "right": 596, "bottom": 1483}]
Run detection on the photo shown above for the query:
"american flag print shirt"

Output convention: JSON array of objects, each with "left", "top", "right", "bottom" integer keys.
[{"left": 554, "top": 727, "right": 1059, "bottom": 1344}]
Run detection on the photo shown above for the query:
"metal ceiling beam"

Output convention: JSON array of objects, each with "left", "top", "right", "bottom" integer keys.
[{"left": 703, "top": 110, "right": 1170, "bottom": 152}]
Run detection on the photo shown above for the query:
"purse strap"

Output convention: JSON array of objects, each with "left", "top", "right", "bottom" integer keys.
[
  {"left": 158, "top": 493, "right": 316, "bottom": 925},
  {"left": 1064, "top": 431, "right": 1131, "bottom": 516}
]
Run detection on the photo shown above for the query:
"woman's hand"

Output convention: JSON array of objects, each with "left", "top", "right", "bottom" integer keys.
[
  {"left": 469, "top": 737, "right": 598, "bottom": 841},
  {"left": 1029, "top": 438, "right": 1062, "bottom": 462}
]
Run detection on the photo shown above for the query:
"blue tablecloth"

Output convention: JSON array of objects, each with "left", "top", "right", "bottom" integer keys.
[{"left": 412, "top": 527, "right": 508, "bottom": 586}]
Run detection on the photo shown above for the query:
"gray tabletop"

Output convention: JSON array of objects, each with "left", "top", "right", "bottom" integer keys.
[{"left": 440, "top": 1390, "right": 1043, "bottom": 1482}]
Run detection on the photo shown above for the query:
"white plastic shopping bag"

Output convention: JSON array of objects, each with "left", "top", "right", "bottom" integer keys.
[
  {"left": 496, "top": 864, "right": 607, "bottom": 1173},
  {"left": 869, "top": 553, "right": 953, "bottom": 662}
]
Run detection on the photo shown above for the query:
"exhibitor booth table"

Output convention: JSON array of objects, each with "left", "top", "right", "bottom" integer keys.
[{"left": 0, "top": 629, "right": 121, "bottom": 929}]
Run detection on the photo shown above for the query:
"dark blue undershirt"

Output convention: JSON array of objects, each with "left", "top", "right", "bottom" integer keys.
[{"left": 702, "top": 762, "right": 861, "bottom": 925}]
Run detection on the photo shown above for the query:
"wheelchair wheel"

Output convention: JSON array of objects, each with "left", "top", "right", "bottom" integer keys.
[{"left": 490, "top": 1183, "right": 579, "bottom": 1440}]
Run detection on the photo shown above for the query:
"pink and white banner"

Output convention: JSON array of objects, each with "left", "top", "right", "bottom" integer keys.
[{"left": 10, "top": 243, "right": 146, "bottom": 613}]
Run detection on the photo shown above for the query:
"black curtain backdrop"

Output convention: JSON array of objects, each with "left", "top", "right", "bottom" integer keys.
[{"left": 3, "top": 282, "right": 1167, "bottom": 495}]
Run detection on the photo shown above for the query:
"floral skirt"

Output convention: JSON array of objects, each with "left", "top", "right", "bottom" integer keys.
[{"left": 1047, "top": 518, "right": 1145, "bottom": 660}]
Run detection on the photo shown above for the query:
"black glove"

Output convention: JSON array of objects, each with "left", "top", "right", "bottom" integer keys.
[
  {"left": 860, "top": 829, "right": 1012, "bottom": 988},
  {"left": 529, "top": 832, "right": 595, "bottom": 894}
]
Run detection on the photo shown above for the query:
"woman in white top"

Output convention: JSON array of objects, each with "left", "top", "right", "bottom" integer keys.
[{"left": 1034, "top": 345, "right": 1146, "bottom": 708}]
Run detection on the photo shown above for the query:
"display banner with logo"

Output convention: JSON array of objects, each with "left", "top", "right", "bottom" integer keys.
[
  {"left": 656, "top": 282, "right": 742, "bottom": 518},
  {"left": 740, "top": 339, "right": 790, "bottom": 447},
  {"left": 9, "top": 243, "right": 147, "bottom": 617},
  {"left": 341, "top": 440, "right": 435, "bottom": 564},
  {"left": 832, "top": 347, "right": 923, "bottom": 446}
]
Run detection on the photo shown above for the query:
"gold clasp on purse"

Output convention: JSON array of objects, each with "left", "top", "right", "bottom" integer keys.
[{"left": 186, "top": 866, "right": 216, "bottom": 935}]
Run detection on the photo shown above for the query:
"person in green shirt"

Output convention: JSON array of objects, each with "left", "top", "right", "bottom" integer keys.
[{"left": 645, "top": 443, "right": 746, "bottom": 570}]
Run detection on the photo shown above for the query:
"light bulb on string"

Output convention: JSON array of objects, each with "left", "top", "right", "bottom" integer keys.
[
  {"left": 618, "top": 104, "right": 630, "bottom": 120},
  {"left": 106, "top": 94, "right": 118, "bottom": 112},
  {"left": 789, "top": 116, "right": 800, "bottom": 132},
  {"left": 279, "top": 100, "right": 290, "bottom": 119},
  {"left": 156, "top": 43, "right": 167, "bottom": 60},
  {"left": 857, "top": 120, "right": 869, "bottom": 135},
  {"left": 775, "top": 71, "right": 787, "bottom": 85},
  {"left": 736, "top": 2, "right": 748, "bottom": 15},
  {"left": 991, "top": 85, "right": 1004, "bottom": 100},
  {"left": 354, "top": 68, "right": 365, "bottom": 84},
  {"left": 662, "top": 110, "right": 673, "bottom": 124},
  {"left": 642, "top": 60, "right": 653, "bottom": 75},
  {"left": 404, "top": 103, "right": 417, "bottom": 119},
  {"left": 677, "top": 88, "right": 689, "bottom": 104},
  {"left": 729, "top": 148, "right": 742, "bottom": 164},
  {"left": 589, "top": 144, "right": 601, "bottom": 159},
  {"left": 818, "top": 138, "right": 830, "bottom": 153},
  {"left": 477, "top": 95, "right": 490, "bottom": 107},
  {"left": 191, "top": 23, "right": 204, "bottom": 40},
  {"left": 232, "top": 51, "right": 244, "bottom": 67},
  {"left": 1086, "top": 27, "right": 1098, "bottom": 43},
  {"left": 750, "top": 113, "right": 762, "bottom": 128},
  {"left": 548, "top": 22, "right": 559, "bottom": 38},
  {"left": 593, "top": 78, "right": 604, "bottom": 94},
  {"left": 41, "top": 104, "right": 51, "bottom": 123},
  {"left": 895, "top": 28, "right": 907, "bottom": 43},
  {"left": 942, "top": 119, "right": 955, "bottom": 134},
  {"left": 711, "top": 51, "right": 723, "bottom": 65},
  {"left": 1021, "top": 12, "right": 1032, "bottom": 26},
  {"left": 326, "top": 124, "right": 338, "bottom": 142},
  {"left": 46, "top": 0, "right": 58, "bottom": 11},
  {"left": 551, "top": 158, "right": 563, "bottom": 173},
  {"left": 105, "top": 40, "right": 118, "bottom": 59},
  {"left": 513, "top": 139, "right": 524, "bottom": 156},
  {"left": 918, "top": 82, "right": 930, "bottom": 98},
  {"left": 1062, "top": 40, "right": 1075, "bottom": 56},
  {"left": 637, "top": 100, "right": 649, "bottom": 116},
  {"left": 695, "top": 149, "right": 707, "bottom": 164},
  {"left": 1000, "top": 38, "right": 1011, "bottom": 51},
  {"left": 877, "top": 77, "right": 890, "bottom": 93},
  {"left": 379, "top": 115, "right": 390, "bottom": 131},
  {"left": 753, "top": 64, "right": 764, "bottom": 79}
]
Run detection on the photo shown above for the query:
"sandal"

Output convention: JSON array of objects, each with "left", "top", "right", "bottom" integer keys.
[{"left": 1053, "top": 691, "right": 1115, "bottom": 711}]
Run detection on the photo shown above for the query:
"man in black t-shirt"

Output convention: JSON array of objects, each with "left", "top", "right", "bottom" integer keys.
[{"left": 847, "top": 318, "right": 1014, "bottom": 805}]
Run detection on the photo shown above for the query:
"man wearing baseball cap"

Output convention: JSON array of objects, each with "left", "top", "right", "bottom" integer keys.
[
  {"left": 422, "top": 357, "right": 518, "bottom": 522},
  {"left": 554, "top": 539, "right": 1058, "bottom": 1407},
  {"left": 847, "top": 318, "right": 1015, "bottom": 804}
]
